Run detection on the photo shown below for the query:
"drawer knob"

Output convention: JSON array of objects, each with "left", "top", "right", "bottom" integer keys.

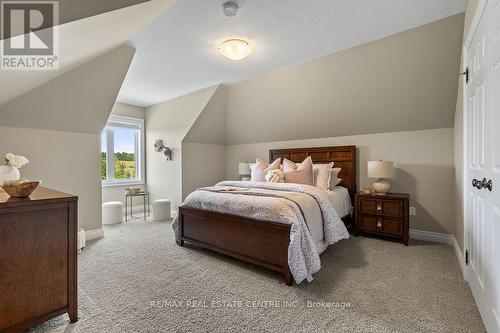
[
  {"left": 376, "top": 202, "right": 382, "bottom": 211},
  {"left": 377, "top": 218, "right": 382, "bottom": 228}
]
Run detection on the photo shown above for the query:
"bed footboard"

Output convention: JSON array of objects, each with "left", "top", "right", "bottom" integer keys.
[{"left": 178, "top": 206, "right": 293, "bottom": 285}]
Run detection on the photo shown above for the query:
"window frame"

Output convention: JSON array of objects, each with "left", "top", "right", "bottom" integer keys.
[{"left": 101, "top": 115, "right": 145, "bottom": 187}]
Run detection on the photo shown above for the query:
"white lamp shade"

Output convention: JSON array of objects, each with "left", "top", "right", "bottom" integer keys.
[
  {"left": 368, "top": 161, "right": 394, "bottom": 179},
  {"left": 238, "top": 162, "right": 251, "bottom": 175}
]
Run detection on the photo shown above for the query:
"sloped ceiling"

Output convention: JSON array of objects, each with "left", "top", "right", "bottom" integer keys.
[
  {"left": 146, "top": 85, "right": 219, "bottom": 144},
  {"left": 224, "top": 13, "right": 465, "bottom": 145},
  {"left": 0, "top": 0, "right": 175, "bottom": 107},
  {"left": 0, "top": 45, "right": 135, "bottom": 134},
  {"left": 118, "top": 0, "right": 466, "bottom": 107},
  {"left": 183, "top": 85, "right": 227, "bottom": 145},
  {"left": 3, "top": 0, "right": 150, "bottom": 38}
]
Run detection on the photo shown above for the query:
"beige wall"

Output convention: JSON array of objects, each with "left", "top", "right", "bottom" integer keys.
[
  {"left": 182, "top": 142, "right": 225, "bottom": 200},
  {"left": 454, "top": 0, "right": 481, "bottom": 252},
  {"left": 184, "top": 85, "right": 227, "bottom": 144},
  {"left": 225, "top": 14, "right": 464, "bottom": 145},
  {"left": 225, "top": 128, "right": 455, "bottom": 234},
  {"left": 0, "top": 47, "right": 135, "bottom": 233},
  {"left": 101, "top": 102, "right": 146, "bottom": 213},
  {"left": 0, "top": 126, "right": 102, "bottom": 231},
  {"left": 145, "top": 85, "right": 218, "bottom": 209},
  {"left": 111, "top": 102, "right": 145, "bottom": 118}
]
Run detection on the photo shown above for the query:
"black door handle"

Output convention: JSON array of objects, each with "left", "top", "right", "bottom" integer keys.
[
  {"left": 472, "top": 178, "right": 493, "bottom": 191},
  {"left": 473, "top": 178, "right": 484, "bottom": 189},
  {"left": 483, "top": 179, "right": 493, "bottom": 191}
]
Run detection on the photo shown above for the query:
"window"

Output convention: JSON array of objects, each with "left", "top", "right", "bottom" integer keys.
[{"left": 101, "top": 115, "right": 145, "bottom": 186}]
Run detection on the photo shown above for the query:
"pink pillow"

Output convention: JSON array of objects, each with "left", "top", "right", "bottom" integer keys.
[
  {"left": 282, "top": 156, "right": 314, "bottom": 185},
  {"left": 250, "top": 158, "right": 281, "bottom": 182}
]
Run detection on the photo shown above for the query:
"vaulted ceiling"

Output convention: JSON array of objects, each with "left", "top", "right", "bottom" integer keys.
[
  {"left": 118, "top": 0, "right": 467, "bottom": 107},
  {"left": 0, "top": 0, "right": 175, "bottom": 107}
]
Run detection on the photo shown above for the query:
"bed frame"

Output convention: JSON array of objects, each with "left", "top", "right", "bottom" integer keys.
[{"left": 177, "top": 146, "right": 357, "bottom": 285}]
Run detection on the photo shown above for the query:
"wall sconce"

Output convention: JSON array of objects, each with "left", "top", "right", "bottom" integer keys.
[{"left": 154, "top": 140, "right": 172, "bottom": 160}]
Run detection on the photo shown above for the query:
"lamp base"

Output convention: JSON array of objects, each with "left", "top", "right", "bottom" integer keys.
[{"left": 371, "top": 179, "right": 391, "bottom": 195}]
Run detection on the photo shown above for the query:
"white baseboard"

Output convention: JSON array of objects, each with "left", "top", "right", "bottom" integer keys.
[
  {"left": 410, "top": 228, "right": 465, "bottom": 277},
  {"left": 452, "top": 237, "right": 466, "bottom": 277},
  {"left": 85, "top": 228, "right": 104, "bottom": 240},
  {"left": 409, "top": 228, "right": 454, "bottom": 245}
]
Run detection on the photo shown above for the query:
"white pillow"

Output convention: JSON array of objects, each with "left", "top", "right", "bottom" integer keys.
[
  {"left": 330, "top": 167, "right": 341, "bottom": 189},
  {"left": 312, "top": 163, "right": 333, "bottom": 190},
  {"left": 332, "top": 177, "right": 342, "bottom": 187}
]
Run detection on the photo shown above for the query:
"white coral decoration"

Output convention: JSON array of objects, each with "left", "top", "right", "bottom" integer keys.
[{"left": 5, "top": 153, "right": 29, "bottom": 169}]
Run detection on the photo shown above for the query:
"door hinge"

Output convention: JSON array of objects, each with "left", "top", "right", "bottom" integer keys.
[
  {"left": 459, "top": 67, "right": 469, "bottom": 84},
  {"left": 465, "top": 249, "right": 469, "bottom": 265}
]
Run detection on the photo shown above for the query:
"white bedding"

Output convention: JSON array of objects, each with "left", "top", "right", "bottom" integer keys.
[
  {"left": 328, "top": 186, "right": 353, "bottom": 220},
  {"left": 313, "top": 186, "right": 353, "bottom": 254}
]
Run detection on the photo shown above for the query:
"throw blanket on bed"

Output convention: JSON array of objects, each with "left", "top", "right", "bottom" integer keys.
[
  {"left": 265, "top": 169, "right": 285, "bottom": 183},
  {"left": 172, "top": 181, "right": 349, "bottom": 284}
]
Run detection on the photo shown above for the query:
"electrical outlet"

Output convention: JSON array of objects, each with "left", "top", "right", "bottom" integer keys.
[{"left": 409, "top": 207, "right": 416, "bottom": 216}]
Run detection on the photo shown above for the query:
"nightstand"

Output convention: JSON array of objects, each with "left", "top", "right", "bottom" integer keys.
[{"left": 354, "top": 192, "right": 409, "bottom": 245}]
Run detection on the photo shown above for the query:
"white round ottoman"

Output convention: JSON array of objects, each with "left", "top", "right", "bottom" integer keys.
[
  {"left": 102, "top": 201, "right": 123, "bottom": 225},
  {"left": 152, "top": 199, "right": 171, "bottom": 222}
]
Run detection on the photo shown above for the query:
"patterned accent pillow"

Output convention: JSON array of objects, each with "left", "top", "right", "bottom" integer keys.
[
  {"left": 250, "top": 158, "right": 281, "bottom": 182},
  {"left": 282, "top": 156, "right": 314, "bottom": 185},
  {"left": 312, "top": 162, "right": 334, "bottom": 190}
]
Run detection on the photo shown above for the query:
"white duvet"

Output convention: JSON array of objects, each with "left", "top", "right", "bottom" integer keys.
[{"left": 172, "top": 181, "right": 350, "bottom": 284}]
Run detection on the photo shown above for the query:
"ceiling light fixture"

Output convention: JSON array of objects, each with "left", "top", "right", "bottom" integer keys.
[{"left": 218, "top": 38, "right": 252, "bottom": 61}]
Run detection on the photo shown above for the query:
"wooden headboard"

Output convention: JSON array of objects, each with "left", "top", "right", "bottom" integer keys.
[{"left": 269, "top": 146, "right": 357, "bottom": 200}]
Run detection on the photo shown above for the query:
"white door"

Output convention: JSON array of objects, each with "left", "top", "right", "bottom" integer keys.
[
  {"left": 490, "top": 0, "right": 500, "bottom": 330},
  {"left": 466, "top": 0, "right": 500, "bottom": 331}
]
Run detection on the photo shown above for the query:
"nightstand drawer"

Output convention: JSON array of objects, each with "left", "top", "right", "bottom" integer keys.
[
  {"left": 359, "top": 198, "right": 402, "bottom": 217},
  {"left": 359, "top": 215, "right": 402, "bottom": 235}
]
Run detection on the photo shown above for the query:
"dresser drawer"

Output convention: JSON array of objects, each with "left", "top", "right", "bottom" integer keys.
[
  {"left": 359, "top": 198, "right": 402, "bottom": 217},
  {"left": 359, "top": 215, "right": 402, "bottom": 235}
]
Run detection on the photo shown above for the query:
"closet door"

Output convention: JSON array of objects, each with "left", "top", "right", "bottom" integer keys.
[
  {"left": 489, "top": 0, "right": 500, "bottom": 330},
  {"left": 466, "top": 0, "right": 499, "bottom": 331}
]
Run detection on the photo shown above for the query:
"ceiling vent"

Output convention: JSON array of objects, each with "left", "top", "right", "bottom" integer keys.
[{"left": 223, "top": 1, "right": 238, "bottom": 17}]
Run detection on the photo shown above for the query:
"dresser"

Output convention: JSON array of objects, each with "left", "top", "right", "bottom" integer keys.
[
  {"left": 0, "top": 187, "right": 78, "bottom": 332},
  {"left": 354, "top": 192, "right": 409, "bottom": 245}
]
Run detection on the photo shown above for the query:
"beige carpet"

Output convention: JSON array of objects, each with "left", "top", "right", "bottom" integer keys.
[{"left": 32, "top": 220, "right": 485, "bottom": 333}]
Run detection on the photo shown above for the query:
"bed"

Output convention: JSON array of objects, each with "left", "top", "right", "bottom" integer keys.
[{"left": 173, "top": 146, "right": 357, "bottom": 285}]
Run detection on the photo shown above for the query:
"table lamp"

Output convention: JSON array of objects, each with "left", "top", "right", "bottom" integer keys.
[
  {"left": 238, "top": 162, "right": 251, "bottom": 181},
  {"left": 367, "top": 161, "right": 394, "bottom": 195}
]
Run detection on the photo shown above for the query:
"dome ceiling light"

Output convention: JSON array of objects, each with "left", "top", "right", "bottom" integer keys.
[
  {"left": 218, "top": 38, "right": 252, "bottom": 61},
  {"left": 218, "top": 2, "right": 253, "bottom": 61}
]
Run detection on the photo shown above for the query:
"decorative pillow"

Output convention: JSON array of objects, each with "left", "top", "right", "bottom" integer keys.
[
  {"left": 329, "top": 167, "right": 341, "bottom": 189},
  {"left": 312, "top": 162, "right": 334, "bottom": 190},
  {"left": 332, "top": 177, "right": 342, "bottom": 187},
  {"left": 250, "top": 158, "right": 281, "bottom": 182},
  {"left": 282, "top": 156, "right": 314, "bottom": 185}
]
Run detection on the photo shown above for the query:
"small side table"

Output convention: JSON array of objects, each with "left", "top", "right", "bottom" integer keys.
[
  {"left": 125, "top": 191, "right": 150, "bottom": 221},
  {"left": 354, "top": 192, "right": 409, "bottom": 245}
]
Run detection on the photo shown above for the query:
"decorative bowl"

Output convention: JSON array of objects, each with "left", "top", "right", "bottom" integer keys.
[{"left": 0, "top": 180, "right": 41, "bottom": 198}]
